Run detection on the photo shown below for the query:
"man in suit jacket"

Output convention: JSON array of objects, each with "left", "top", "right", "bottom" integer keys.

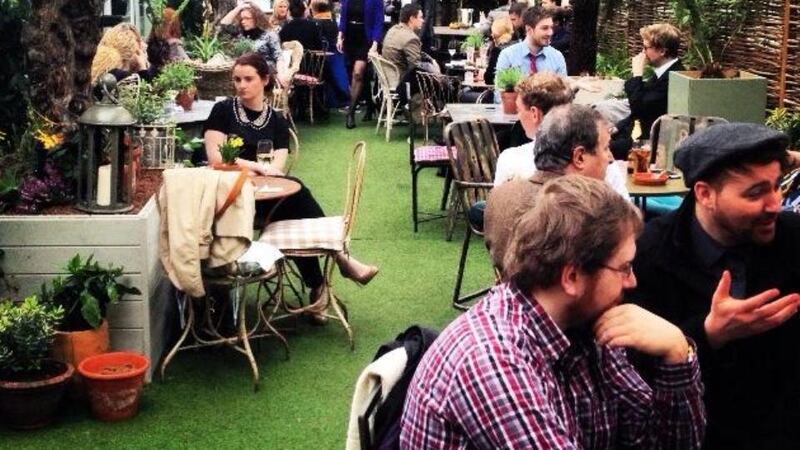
[{"left": 610, "top": 23, "right": 684, "bottom": 159}]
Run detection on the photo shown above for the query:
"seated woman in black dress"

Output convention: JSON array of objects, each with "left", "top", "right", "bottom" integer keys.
[{"left": 204, "top": 53, "right": 379, "bottom": 312}]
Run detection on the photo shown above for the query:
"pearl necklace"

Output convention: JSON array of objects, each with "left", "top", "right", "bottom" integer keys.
[{"left": 233, "top": 97, "right": 272, "bottom": 130}]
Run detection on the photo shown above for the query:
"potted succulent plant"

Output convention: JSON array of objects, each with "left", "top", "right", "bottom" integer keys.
[
  {"left": 667, "top": 0, "right": 767, "bottom": 123},
  {"left": 213, "top": 135, "right": 244, "bottom": 171},
  {"left": 155, "top": 62, "right": 197, "bottom": 111},
  {"left": 40, "top": 254, "right": 140, "bottom": 372},
  {"left": 0, "top": 295, "right": 72, "bottom": 430},
  {"left": 495, "top": 67, "right": 524, "bottom": 114}
]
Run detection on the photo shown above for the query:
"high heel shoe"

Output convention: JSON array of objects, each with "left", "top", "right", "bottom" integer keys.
[
  {"left": 345, "top": 113, "right": 356, "bottom": 129},
  {"left": 337, "top": 254, "right": 379, "bottom": 286}
]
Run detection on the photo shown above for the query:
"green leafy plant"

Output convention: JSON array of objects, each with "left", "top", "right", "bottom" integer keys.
[
  {"left": 174, "top": 127, "right": 203, "bottom": 166},
  {"left": 218, "top": 135, "right": 243, "bottom": 164},
  {"left": 595, "top": 51, "right": 632, "bottom": 80},
  {"left": 187, "top": 33, "right": 222, "bottom": 63},
  {"left": 154, "top": 62, "right": 196, "bottom": 92},
  {"left": 119, "top": 79, "right": 169, "bottom": 124},
  {"left": 766, "top": 107, "right": 800, "bottom": 150},
  {"left": 669, "top": 0, "right": 756, "bottom": 76},
  {"left": 460, "top": 32, "right": 484, "bottom": 51},
  {"left": 0, "top": 296, "right": 64, "bottom": 377},
  {"left": 227, "top": 37, "right": 257, "bottom": 58},
  {"left": 495, "top": 67, "right": 524, "bottom": 92},
  {"left": 39, "top": 254, "right": 140, "bottom": 332}
]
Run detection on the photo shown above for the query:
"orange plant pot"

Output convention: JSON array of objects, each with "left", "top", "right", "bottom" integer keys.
[
  {"left": 175, "top": 87, "right": 196, "bottom": 111},
  {"left": 52, "top": 320, "right": 110, "bottom": 369},
  {"left": 78, "top": 352, "right": 149, "bottom": 422},
  {"left": 212, "top": 162, "right": 241, "bottom": 171},
  {"left": 500, "top": 91, "right": 518, "bottom": 114}
]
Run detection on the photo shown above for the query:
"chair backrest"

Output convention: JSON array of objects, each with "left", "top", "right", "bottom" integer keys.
[
  {"left": 445, "top": 119, "right": 499, "bottom": 209},
  {"left": 298, "top": 50, "right": 326, "bottom": 80},
  {"left": 284, "top": 127, "right": 300, "bottom": 175},
  {"left": 281, "top": 40, "right": 304, "bottom": 77},
  {"left": 342, "top": 141, "right": 367, "bottom": 244},
  {"left": 475, "top": 87, "right": 495, "bottom": 104},
  {"left": 649, "top": 114, "right": 728, "bottom": 171},
  {"left": 369, "top": 52, "right": 401, "bottom": 92},
  {"left": 415, "top": 71, "right": 461, "bottom": 118}
]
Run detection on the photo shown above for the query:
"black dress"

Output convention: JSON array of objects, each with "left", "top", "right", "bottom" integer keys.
[
  {"left": 344, "top": 0, "right": 369, "bottom": 63},
  {"left": 204, "top": 98, "right": 325, "bottom": 289}
]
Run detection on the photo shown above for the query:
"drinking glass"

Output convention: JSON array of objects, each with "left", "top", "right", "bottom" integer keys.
[
  {"left": 256, "top": 139, "right": 274, "bottom": 166},
  {"left": 448, "top": 41, "right": 458, "bottom": 60}
]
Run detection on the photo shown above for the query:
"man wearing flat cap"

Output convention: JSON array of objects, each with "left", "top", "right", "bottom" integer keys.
[{"left": 628, "top": 122, "right": 800, "bottom": 449}]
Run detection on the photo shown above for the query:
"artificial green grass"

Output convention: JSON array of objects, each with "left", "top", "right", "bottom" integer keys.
[{"left": 0, "top": 112, "right": 495, "bottom": 449}]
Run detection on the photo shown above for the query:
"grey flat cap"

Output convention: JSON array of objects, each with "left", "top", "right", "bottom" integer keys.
[{"left": 674, "top": 123, "right": 789, "bottom": 187}]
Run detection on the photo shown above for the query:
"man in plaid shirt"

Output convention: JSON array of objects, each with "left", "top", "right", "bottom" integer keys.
[{"left": 400, "top": 176, "right": 706, "bottom": 449}]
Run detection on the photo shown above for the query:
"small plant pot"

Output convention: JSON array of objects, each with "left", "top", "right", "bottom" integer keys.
[
  {"left": 52, "top": 320, "right": 110, "bottom": 400},
  {"left": 0, "top": 360, "right": 74, "bottom": 430},
  {"left": 175, "top": 88, "right": 196, "bottom": 111},
  {"left": 500, "top": 91, "right": 518, "bottom": 115},
  {"left": 78, "top": 352, "right": 149, "bottom": 422},
  {"left": 212, "top": 162, "right": 241, "bottom": 171}
]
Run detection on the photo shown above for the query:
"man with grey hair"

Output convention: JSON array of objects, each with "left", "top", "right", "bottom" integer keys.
[
  {"left": 485, "top": 103, "right": 615, "bottom": 272},
  {"left": 401, "top": 175, "right": 705, "bottom": 449}
]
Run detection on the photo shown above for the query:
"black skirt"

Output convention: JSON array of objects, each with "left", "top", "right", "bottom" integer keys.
[{"left": 344, "top": 23, "right": 370, "bottom": 63}]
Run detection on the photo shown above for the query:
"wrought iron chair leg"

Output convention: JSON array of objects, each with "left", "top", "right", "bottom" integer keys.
[
  {"left": 440, "top": 169, "right": 452, "bottom": 211},
  {"left": 234, "top": 285, "right": 260, "bottom": 392},
  {"left": 309, "top": 88, "right": 315, "bottom": 124},
  {"left": 412, "top": 165, "right": 421, "bottom": 232},
  {"left": 452, "top": 226, "right": 472, "bottom": 309},
  {"left": 160, "top": 293, "right": 193, "bottom": 381},
  {"left": 445, "top": 192, "right": 461, "bottom": 242}
]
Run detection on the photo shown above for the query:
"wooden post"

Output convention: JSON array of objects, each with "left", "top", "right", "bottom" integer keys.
[{"left": 777, "top": 0, "right": 791, "bottom": 107}]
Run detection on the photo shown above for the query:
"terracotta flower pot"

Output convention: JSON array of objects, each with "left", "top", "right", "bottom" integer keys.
[
  {"left": 52, "top": 320, "right": 110, "bottom": 370},
  {"left": 175, "top": 87, "right": 196, "bottom": 111},
  {"left": 79, "top": 352, "right": 149, "bottom": 422},
  {"left": 212, "top": 162, "right": 241, "bottom": 171},
  {"left": 0, "top": 360, "right": 74, "bottom": 430},
  {"left": 500, "top": 91, "right": 518, "bottom": 115}
]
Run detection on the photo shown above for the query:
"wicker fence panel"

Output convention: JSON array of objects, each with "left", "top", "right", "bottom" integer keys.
[{"left": 597, "top": 0, "right": 800, "bottom": 112}]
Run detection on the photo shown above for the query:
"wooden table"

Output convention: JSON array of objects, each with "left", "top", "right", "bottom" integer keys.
[
  {"left": 434, "top": 26, "right": 476, "bottom": 37},
  {"left": 445, "top": 103, "right": 517, "bottom": 125},
  {"left": 626, "top": 172, "right": 689, "bottom": 211},
  {"left": 569, "top": 77, "right": 625, "bottom": 106},
  {"left": 252, "top": 176, "right": 302, "bottom": 202},
  {"left": 173, "top": 99, "right": 218, "bottom": 139}
]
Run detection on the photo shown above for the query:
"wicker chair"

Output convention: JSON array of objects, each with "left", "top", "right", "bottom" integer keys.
[
  {"left": 293, "top": 50, "right": 327, "bottom": 123},
  {"left": 258, "top": 142, "right": 367, "bottom": 349},
  {"left": 272, "top": 41, "right": 305, "bottom": 132},
  {"left": 285, "top": 127, "right": 300, "bottom": 176},
  {"left": 445, "top": 119, "right": 499, "bottom": 310},
  {"left": 368, "top": 52, "right": 401, "bottom": 141}
]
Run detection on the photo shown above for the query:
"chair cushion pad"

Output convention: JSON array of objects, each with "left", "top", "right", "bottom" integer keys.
[
  {"left": 258, "top": 216, "right": 344, "bottom": 251},
  {"left": 294, "top": 74, "right": 321, "bottom": 85},
  {"left": 414, "top": 145, "right": 452, "bottom": 163}
]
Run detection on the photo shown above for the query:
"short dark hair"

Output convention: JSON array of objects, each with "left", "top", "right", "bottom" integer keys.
[
  {"left": 289, "top": 0, "right": 306, "bottom": 18},
  {"left": 311, "top": 0, "right": 330, "bottom": 14},
  {"left": 505, "top": 175, "right": 643, "bottom": 292},
  {"left": 509, "top": 2, "right": 528, "bottom": 17},
  {"left": 522, "top": 5, "right": 554, "bottom": 29},
  {"left": 534, "top": 104, "right": 608, "bottom": 172},
  {"left": 234, "top": 52, "right": 273, "bottom": 80},
  {"left": 399, "top": 4, "right": 422, "bottom": 24}
]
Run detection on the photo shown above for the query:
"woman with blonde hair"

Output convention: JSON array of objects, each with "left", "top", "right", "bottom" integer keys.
[
  {"left": 91, "top": 23, "right": 149, "bottom": 84},
  {"left": 270, "top": 0, "right": 290, "bottom": 32},
  {"left": 219, "top": 2, "right": 282, "bottom": 71},
  {"left": 484, "top": 16, "right": 514, "bottom": 85}
]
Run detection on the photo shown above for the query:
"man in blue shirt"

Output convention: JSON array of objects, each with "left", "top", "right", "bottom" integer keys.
[{"left": 495, "top": 5, "right": 567, "bottom": 81}]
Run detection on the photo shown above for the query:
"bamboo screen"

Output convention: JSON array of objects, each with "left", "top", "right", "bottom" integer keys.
[{"left": 597, "top": 0, "right": 800, "bottom": 111}]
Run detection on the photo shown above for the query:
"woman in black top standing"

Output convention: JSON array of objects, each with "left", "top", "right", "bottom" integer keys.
[
  {"left": 336, "top": 0, "right": 384, "bottom": 129},
  {"left": 204, "top": 53, "right": 378, "bottom": 314}
]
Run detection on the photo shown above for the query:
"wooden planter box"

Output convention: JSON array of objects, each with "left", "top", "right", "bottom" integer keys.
[
  {"left": 668, "top": 71, "right": 768, "bottom": 124},
  {"left": 0, "top": 196, "right": 173, "bottom": 381}
]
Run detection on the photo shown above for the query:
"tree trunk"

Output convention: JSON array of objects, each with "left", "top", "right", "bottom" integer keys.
[
  {"left": 567, "top": 0, "right": 600, "bottom": 75},
  {"left": 22, "top": 0, "right": 102, "bottom": 132}
]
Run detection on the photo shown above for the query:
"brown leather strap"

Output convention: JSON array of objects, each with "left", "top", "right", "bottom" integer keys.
[{"left": 216, "top": 169, "right": 249, "bottom": 219}]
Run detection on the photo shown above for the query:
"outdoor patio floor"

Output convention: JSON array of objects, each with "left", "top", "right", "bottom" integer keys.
[{"left": 1, "top": 112, "right": 495, "bottom": 448}]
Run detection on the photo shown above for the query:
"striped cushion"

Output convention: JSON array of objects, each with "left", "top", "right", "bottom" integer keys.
[
  {"left": 258, "top": 216, "right": 344, "bottom": 251},
  {"left": 413, "top": 145, "right": 452, "bottom": 163}
]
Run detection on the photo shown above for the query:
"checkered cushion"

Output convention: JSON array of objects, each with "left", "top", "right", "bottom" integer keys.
[
  {"left": 294, "top": 74, "right": 321, "bottom": 85},
  {"left": 258, "top": 216, "right": 344, "bottom": 251},
  {"left": 413, "top": 145, "right": 453, "bottom": 163}
]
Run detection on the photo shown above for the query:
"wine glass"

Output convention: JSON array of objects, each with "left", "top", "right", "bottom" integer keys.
[{"left": 256, "top": 139, "right": 274, "bottom": 167}]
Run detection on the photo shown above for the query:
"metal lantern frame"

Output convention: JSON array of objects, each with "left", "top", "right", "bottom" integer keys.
[{"left": 134, "top": 122, "right": 177, "bottom": 169}]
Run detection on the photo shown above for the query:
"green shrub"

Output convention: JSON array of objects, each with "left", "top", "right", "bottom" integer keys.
[
  {"left": 495, "top": 67, "right": 524, "bottom": 92},
  {"left": 155, "top": 62, "right": 196, "bottom": 92},
  {"left": 0, "top": 296, "right": 64, "bottom": 377},
  {"left": 766, "top": 107, "right": 800, "bottom": 150}
]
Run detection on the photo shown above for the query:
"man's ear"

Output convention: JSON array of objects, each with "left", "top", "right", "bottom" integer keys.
[
  {"left": 531, "top": 106, "right": 543, "bottom": 124},
  {"left": 694, "top": 181, "right": 717, "bottom": 210},
  {"left": 571, "top": 146, "right": 588, "bottom": 169},
  {"left": 561, "top": 264, "right": 583, "bottom": 297}
]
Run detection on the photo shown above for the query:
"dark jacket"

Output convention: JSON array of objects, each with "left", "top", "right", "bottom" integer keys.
[
  {"left": 622, "top": 59, "right": 684, "bottom": 139},
  {"left": 629, "top": 195, "right": 800, "bottom": 449},
  {"left": 279, "top": 18, "right": 324, "bottom": 51},
  {"left": 338, "top": 0, "right": 384, "bottom": 45}
]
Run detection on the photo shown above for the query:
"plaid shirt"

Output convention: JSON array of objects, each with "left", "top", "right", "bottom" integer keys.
[{"left": 400, "top": 283, "right": 705, "bottom": 449}]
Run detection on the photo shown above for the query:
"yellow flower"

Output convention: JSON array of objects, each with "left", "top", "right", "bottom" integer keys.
[
  {"left": 229, "top": 136, "right": 244, "bottom": 148},
  {"left": 34, "top": 129, "right": 65, "bottom": 150}
]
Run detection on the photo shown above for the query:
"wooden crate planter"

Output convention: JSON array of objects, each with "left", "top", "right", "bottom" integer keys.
[
  {"left": 0, "top": 196, "right": 172, "bottom": 381},
  {"left": 668, "top": 71, "right": 768, "bottom": 124}
]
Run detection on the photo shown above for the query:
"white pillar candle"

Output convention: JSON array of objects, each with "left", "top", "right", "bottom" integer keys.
[{"left": 96, "top": 164, "right": 111, "bottom": 206}]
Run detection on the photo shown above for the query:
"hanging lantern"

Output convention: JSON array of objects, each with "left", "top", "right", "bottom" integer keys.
[{"left": 76, "top": 74, "right": 137, "bottom": 213}]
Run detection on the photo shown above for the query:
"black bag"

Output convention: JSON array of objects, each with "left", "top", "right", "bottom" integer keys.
[{"left": 358, "top": 325, "right": 439, "bottom": 450}]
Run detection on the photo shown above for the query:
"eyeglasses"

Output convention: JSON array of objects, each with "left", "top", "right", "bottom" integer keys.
[{"left": 600, "top": 262, "right": 634, "bottom": 279}]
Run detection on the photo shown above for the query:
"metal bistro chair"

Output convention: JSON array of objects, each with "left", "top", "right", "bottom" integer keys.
[
  {"left": 158, "top": 170, "right": 289, "bottom": 391},
  {"left": 369, "top": 52, "right": 401, "bottom": 141},
  {"left": 293, "top": 50, "right": 327, "bottom": 123},
  {"left": 445, "top": 119, "right": 499, "bottom": 310},
  {"left": 284, "top": 127, "right": 301, "bottom": 176},
  {"left": 415, "top": 71, "right": 462, "bottom": 146},
  {"left": 259, "top": 142, "right": 367, "bottom": 349},
  {"left": 649, "top": 114, "right": 728, "bottom": 171},
  {"left": 272, "top": 41, "right": 305, "bottom": 132}
]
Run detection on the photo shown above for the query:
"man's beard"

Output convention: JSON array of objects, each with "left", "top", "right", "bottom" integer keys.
[{"left": 717, "top": 211, "right": 779, "bottom": 245}]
